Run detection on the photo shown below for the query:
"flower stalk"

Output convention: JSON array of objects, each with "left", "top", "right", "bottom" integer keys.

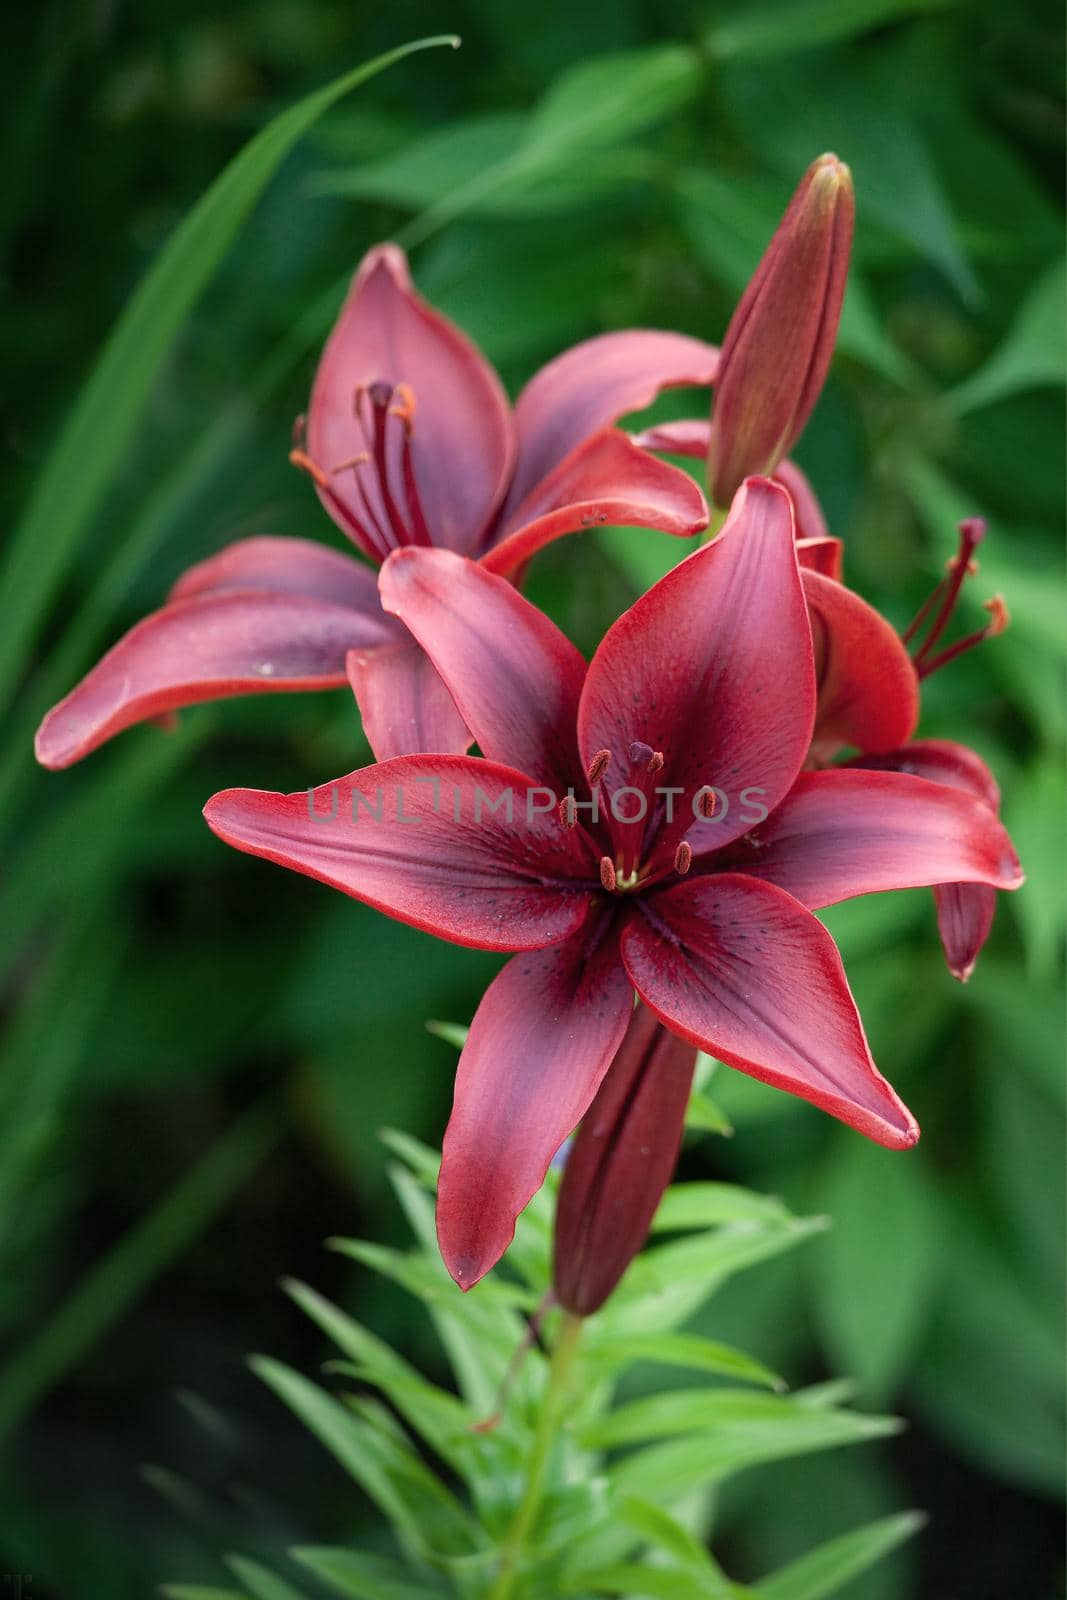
[{"left": 487, "top": 1309, "right": 584, "bottom": 1600}]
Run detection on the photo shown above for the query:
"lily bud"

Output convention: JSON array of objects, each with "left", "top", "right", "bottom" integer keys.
[
  {"left": 553, "top": 1004, "right": 697, "bottom": 1317},
  {"left": 707, "top": 154, "right": 854, "bottom": 509}
]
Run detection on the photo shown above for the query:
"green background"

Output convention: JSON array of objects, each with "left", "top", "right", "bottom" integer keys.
[{"left": 2, "top": 0, "right": 1063, "bottom": 1595}]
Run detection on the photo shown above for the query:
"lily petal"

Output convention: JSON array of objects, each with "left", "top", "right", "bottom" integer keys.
[
  {"left": 203, "top": 755, "right": 596, "bottom": 952},
  {"left": 804, "top": 568, "right": 919, "bottom": 757},
  {"left": 307, "top": 244, "right": 515, "bottom": 557},
  {"left": 772, "top": 458, "right": 831, "bottom": 543},
  {"left": 578, "top": 476, "right": 815, "bottom": 869},
  {"left": 483, "top": 428, "right": 709, "bottom": 579},
  {"left": 505, "top": 329, "right": 719, "bottom": 518},
  {"left": 850, "top": 740, "right": 1004, "bottom": 982},
  {"left": 631, "top": 418, "right": 710, "bottom": 459},
  {"left": 168, "top": 535, "right": 384, "bottom": 610},
  {"left": 715, "top": 768, "right": 1023, "bottom": 906},
  {"left": 437, "top": 913, "right": 632, "bottom": 1289},
  {"left": 36, "top": 589, "right": 393, "bottom": 770},
  {"left": 379, "top": 548, "right": 586, "bottom": 794},
  {"left": 622, "top": 874, "right": 918, "bottom": 1149},
  {"left": 346, "top": 640, "right": 471, "bottom": 762}
]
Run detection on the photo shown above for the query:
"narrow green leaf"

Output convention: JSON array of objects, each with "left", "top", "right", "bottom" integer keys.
[
  {"left": 606, "top": 1404, "right": 901, "bottom": 1498},
  {"left": 561, "top": 1564, "right": 723, "bottom": 1599},
  {"left": 653, "top": 1184, "right": 790, "bottom": 1232},
  {"left": 225, "top": 1556, "right": 313, "bottom": 1600},
  {"left": 0, "top": 34, "right": 458, "bottom": 717},
  {"left": 161, "top": 1588, "right": 248, "bottom": 1600},
  {"left": 292, "top": 1547, "right": 445, "bottom": 1599},
  {"left": 706, "top": 0, "right": 954, "bottom": 59},
  {"left": 757, "top": 1511, "right": 926, "bottom": 1600},
  {"left": 581, "top": 1331, "right": 783, "bottom": 1391},
  {"left": 616, "top": 1496, "right": 728, "bottom": 1574},
  {"left": 400, "top": 44, "right": 700, "bottom": 247},
  {"left": 582, "top": 1387, "right": 895, "bottom": 1450},
  {"left": 948, "top": 258, "right": 1067, "bottom": 414},
  {"left": 685, "top": 1091, "right": 735, "bottom": 1137}
]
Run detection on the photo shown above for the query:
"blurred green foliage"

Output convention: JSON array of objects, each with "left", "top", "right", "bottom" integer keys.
[{"left": 1, "top": 1, "right": 1063, "bottom": 1596}]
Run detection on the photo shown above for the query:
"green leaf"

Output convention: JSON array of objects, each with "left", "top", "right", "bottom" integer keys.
[
  {"left": 561, "top": 1564, "right": 726, "bottom": 1599},
  {"left": 400, "top": 44, "right": 701, "bottom": 246},
  {"left": 0, "top": 34, "right": 458, "bottom": 719},
  {"left": 605, "top": 1399, "right": 901, "bottom": 1498},
  {"left": 653, "top": 1184, "right": 791, "bottom": 1232},
  {"left": 224, "top": 1556, "right": 313, "bottom": 1600},
  {"left": 811, "top": 1138, "right": 944, "bottom": 1402},
  {"left": 251, "top": 1357, "right": 482, "bottom": 1562},
  {"left": 292, "top": 1547, "right": 445, "bottom": 1599},
  {"left": 162, "top": 1589, "right": 249, "bottom": 1600},
  {"left": 685, "top": 1091, "right": 735, "bottom": 1137},
  {"left": 757, "top": 1511, "right": 926, "bottom": 1600},
  {"left": 616, "top": 1496, "right": 730, "bottom": 1574},
  {"left": 949, "top": 258, "right": 1066, "bottom": 414},
  {"left": 581, "top": 1387, "right": 895, "bottom": 1451},
  {"left": 705, "top": 0, "right": 955, "bottom": 59},
  {"left": 603, "top": 1217, "right": 828, "bottom": 1336},
  {"left": 582, "top": 1331, "right": 783, "bottom": 1391}
]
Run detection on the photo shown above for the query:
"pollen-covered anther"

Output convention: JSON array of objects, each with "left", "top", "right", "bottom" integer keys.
[
  {"left": 389, "top": 381, "right": 417, "bottom": 429},
  {"left": 673, "top": 841, "right": 693, "bottom": 875},
  {"left": 586, "top": 749, "right": 612, "bottom": 786},
  {"left": 984, "top": 594, "right": 1009, "bottom": 634},
  {"left": 558, "top": 795, "right": 578, "bottom": 829},
  {"left": 647, "top": 750, "right": 664, "bottom": 774},
  {"left": 696, "top": 787, "right": 718, "bottom": 819},
  {"left": 599, "top": 856, "right": 618, "bottom": 893},
  {"left": 288, "top": 448, "right": 330, "bottom": 489},
  {"left": 291, "top": 413, "right": 306, "bottom": 446}
]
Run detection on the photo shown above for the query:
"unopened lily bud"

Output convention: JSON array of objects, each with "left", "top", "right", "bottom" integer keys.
[
  {"left": 707, "top": 154, "right": 854, "bottom": 509},
  {"left": 553, "top": 1005, "right": 697, "bottom": 1316}
]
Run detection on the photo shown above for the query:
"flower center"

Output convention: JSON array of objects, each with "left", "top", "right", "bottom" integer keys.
[{"left": 290, "top": 381, "right": 433, "bottom": 561}]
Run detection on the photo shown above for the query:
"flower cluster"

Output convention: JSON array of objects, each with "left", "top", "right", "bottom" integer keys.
[{"left": 36, "top": 156, "right": 1021, "bottom": 1319}]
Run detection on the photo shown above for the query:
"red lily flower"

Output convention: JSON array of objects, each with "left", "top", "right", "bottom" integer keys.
[
  {"left": 202, "top": 478, "right": 1021, "bottom": 1289},
  {"left": 36, "top": 244, "right": 716, "bottom": 771}
]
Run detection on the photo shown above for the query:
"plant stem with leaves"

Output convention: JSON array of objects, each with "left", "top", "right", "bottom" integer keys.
[{"left": 488, "top": 1310, "right": 584, "bottom": 1600}]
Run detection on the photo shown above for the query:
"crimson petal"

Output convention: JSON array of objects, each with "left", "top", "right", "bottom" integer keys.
[
  {"left": 169, "top": 535, "right": 384, "bottom": 610},
  {"left": 307, "top": 245, "right": 515, "bottom": 557},
  {"left": 622, "top": 874, "right": 918, "bottom": 1148},
  {"left": 437, "top": 914, "right": 633, "bottom": 1288},
  {"left": 203, "top": 755, "right": 595, "bottom": 952},
  {"left": 578, "top": 477, "right": 815, "bottom": 869},
  {"left": 379, "top": 547, "right": 586, "bottom": 794},
  {"left": 346, "top": 640, "right": 471, "bottom": 762},
  {"left": 504, "top": 329, "right": 719, "bottom": 518},
  {"left": 483, "top": 428, "right": 708, "bottom": 579},
  {"left": 36, "top": 589, "right": 393, "bottom": 770},
  {"left": 716, "top": 768, "right": 1022, "bottom": 906},
  {"left": 850, "top": 740, "right": 1005, "bottom": 982},
  {"left": 804, "top": 568, "right": 919, "bottom": 758}
]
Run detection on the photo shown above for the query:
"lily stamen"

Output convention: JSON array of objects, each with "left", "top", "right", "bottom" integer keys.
[
  {"left": 287, "top": 448, "right": 330, "bottom": 489},
  {"left": 586, "top": 749, "right": 611, "bottom": 786},
  {"left": 904, "top": 519, "right": 1005, "bottom": 678}
]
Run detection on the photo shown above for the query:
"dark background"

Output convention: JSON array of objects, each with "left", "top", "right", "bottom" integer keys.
[{"left": 1, "top": 1, "right": 1064, "bottom": 1595}]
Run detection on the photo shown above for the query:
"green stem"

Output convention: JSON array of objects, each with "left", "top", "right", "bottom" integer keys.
[{"left": 487, "top": 1311, "right": 584, "bottom": 1600}]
